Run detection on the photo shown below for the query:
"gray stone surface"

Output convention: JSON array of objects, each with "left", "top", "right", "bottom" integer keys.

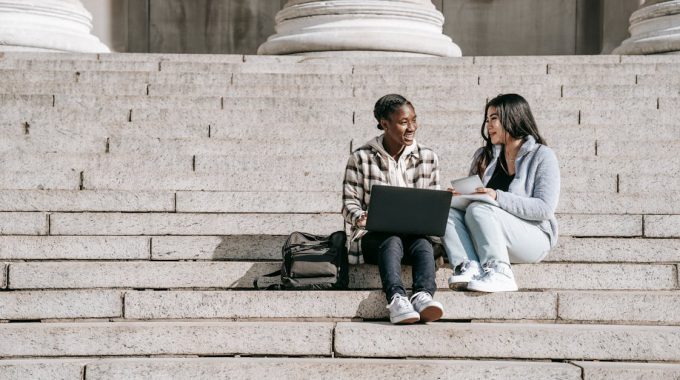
[
  {"left": 0, "top": 360, "right": 84, "bottom": 380},
  {"left": 515, "top": 264, "right": 676, "bottom": 290},
  {"left": 563, "top": 85, "right": 680, "bottom": 98},
  {"left": 547, "top": 237, "right": 680, "bottom": 263},
  {"left": 645, "top": 215, "right": 680, "bottom": 238},
  {"left": 0, "top": 236, "right": 149, "bottom": 260},
  {"left": 0, "top": 213, "right": 47, "bottom": 235},
  {"left": 334, "top": 322, "right": 680, "bottom": 361},
  {"left": 124, "top": 290, "right": 556, "bottom": 321},
  {"left": 557, "top": 193, "right": 680, "bottom": 214},
  {"left": 0, "top": 290, "right": 122, "bottom": 320},
  {"left": 575, "top": 361, "right": 680, "bottom": 380},
  {"left": 548, "top": 63, "right": 658, "bottom": 75},
  {"left": 151, "top": 235, "right": 284, "bottom": 261},
  {"left": 55, "top": 95, "right": 221, "bottom": 110},
  {"left": 557, "top": 214, "right": 642, "bottom": 237},
  {"left": 8, "top": 261, "right": 280, "bottom": 289},
  {"left": 175, "top": 191, "right": 340, "bottom": 213},
  {"left": 0, "top": 190, "right": 174, "bottom": 212},
  {"left": 0, "top": 321, "right": 333, "bottom": 357},
  {"left": 0, "top": 82, "right": 147, "bottom": 96},
  {"left": 109, "top": 137, "right": 351, "bottom": 156},
  {"left": 49, "top": 213, "right": 344, "bottom": 235},
  {"left": 1, "top": 135, "right": 109, "bottom": 155},
  {"left": 0, "top": 153, "right": 192, "bottom": 173},
  {"left": 160, "top": 61, "right": 353, "bottom": 75},
  {"left": 0, "top": 59, "right": 159, "bottom": 72},
  {"left": 474, "top": 56, "right": 621, "bottom": 64},
  {"left": 559, "top": 291, "right": 680, "bottom": 324},
  {"left": 479, "top": 73, "right": 636, "bottom": 86},
  {"left": 84, "top": 358, "right": 581, "bottom": 380},
  {"left": 83, "top": 169, "right": 342, "bottom": 191},
  {"left": 619, "top": 175, "right": 680, "bottom": 193},
  {"left": 0, "top": 170, "right": 80, "bottom": 191},
  {"left": 1, "top": 263, "right": 6, "bottom": 289}
]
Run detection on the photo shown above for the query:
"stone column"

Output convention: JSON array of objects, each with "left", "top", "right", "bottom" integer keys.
[
  {"left": 613, "top": 0, "right": 680, "bottom": 54},
  {"left": 0, "top": 0, "right": 109, "bottom": 53},
  {"left": 257, "top": 0, "right": 461, "bottom": 57}
]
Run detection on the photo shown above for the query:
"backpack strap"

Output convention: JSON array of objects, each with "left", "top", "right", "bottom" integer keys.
[{"left": 253, "top": 269, "right": 284, "bottom": 290}]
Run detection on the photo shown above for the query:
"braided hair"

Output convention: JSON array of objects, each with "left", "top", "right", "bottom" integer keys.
[
  {"left": 474, "top": 94, "right": 547, "bottom": 176},
  {"left": 373, "top": 94, "right": 413, "bottom": 130}
]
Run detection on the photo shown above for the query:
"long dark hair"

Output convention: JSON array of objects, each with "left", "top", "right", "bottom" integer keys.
[
  {"left": 474, "top": 94, "right": 547, "bottom": 176},
  {"left": 373, "top": 94, "right": 413, "bottom": 130}
]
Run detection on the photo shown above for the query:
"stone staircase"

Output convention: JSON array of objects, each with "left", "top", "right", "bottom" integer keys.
[{"left": 0, "top": 52, "right": 679, "bottom": 379}]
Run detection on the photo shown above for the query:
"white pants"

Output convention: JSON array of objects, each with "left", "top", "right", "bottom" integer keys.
[{"left": 442, "top": 201, "right": 550, "bottom": 267}]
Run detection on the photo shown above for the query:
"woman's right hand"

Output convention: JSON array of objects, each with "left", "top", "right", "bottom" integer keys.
[
  {"left": 356, "top": 213, "right": 367, "bottom": 228},
  {"left": 447, "top": 187, "right": 462, "bottom": 196}
]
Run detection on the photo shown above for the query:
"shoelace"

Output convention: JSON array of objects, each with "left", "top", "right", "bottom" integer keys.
[
  {"left": 456, "top": 260, "right": 472, "bottom": 274},
  {"left": 389, "top": 295, "right": 412, "bottom": 310}
]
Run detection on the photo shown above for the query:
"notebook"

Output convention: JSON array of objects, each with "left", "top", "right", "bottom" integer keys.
[{"left": 365, "top": 185, "right": 453, "bottom": 236}]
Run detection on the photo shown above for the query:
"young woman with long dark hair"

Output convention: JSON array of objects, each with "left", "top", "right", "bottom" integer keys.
[{"left": 442, "top": 93, "right": 561, "bottom": 292}]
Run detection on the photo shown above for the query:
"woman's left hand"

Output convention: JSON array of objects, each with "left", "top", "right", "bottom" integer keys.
[{"left": 475, "top": 187, "right": 497, "bottom": 200}]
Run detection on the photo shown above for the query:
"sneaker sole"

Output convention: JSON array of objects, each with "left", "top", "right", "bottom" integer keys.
[
  {"left": 392, "top": 316, "right": 420, "bottom": 324},
  {"left": 466, "top": 283, "right": 518, "bottom": 292},
  {"left": 419, "top": 306, "right": 443, "bottom": 323},
  {"left": 448, "top": 281, "right": 469, "bottom": 290}
]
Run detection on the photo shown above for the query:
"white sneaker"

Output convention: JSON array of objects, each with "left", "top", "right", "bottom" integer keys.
[
  {"left": 386, "top": 294, "right": 420, "bottom": 324},
  {"left": 410, "top": 291, "right": 444, "bottom": 322},
  {"left": 448, "top": 260, "right": 482, "bottom": 289},
  {"left": 466, "top": 261, "right": 518, "bottom": 292}
]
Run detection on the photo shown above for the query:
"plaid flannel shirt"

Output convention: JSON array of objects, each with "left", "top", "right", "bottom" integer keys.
[{"left": 342, "top": 139, "right": 440, "bottom": 264}]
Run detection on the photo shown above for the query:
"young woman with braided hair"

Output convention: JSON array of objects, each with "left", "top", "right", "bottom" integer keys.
[
  {"left": 443, "top": 93, "right": 561, "bottom": 292},
  {"left": 342, "top": 94, "right": 444, "bottom": 324}
]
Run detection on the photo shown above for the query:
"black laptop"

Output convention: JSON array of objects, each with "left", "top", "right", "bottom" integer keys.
[{"left": 365, "top": 185, "right": 453, "bottom": 236}]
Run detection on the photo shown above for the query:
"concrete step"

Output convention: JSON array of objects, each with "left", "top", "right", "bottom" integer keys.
[
  {"left": 0, "top": 290, "right": 122, "bottom": 320},
  {"left": 557, "top": 192, "right": 680, "bottom": 214},
  {"left": 0, "top": 213, "right": 48, "bottom": 235},
  {"left": 124, "top": 289, "right": 680, "bottom": 324},
  {"left": 0, "top": 236, "right": 150, "bottom": 260},
  {"left": 0, "top": 59, "right": 160, "bottom": 72},
  {"left": 0, "top": 359, "right": 86, "bottom": 380},
  {"left": 47, "top": 213, "right": 344, "bottom": 236},
  {"left": 147, "top": 235, "right": 680, "bottom": 263},
  {"left": 0, "top": 121, "right": 208, "bottom": 139},
  {"left": 549, "top": 237, "right": 680, "bottom": 263},
  {"left": 84, "top": 358, "right": 581, "bottom": 380},
  {"left": 54, "top": 95, "right": 221, "bottom": 110},
  {"left": 17, "top": 212, "right": 642, "bottom": 237},
  {"left": 0, "top": 153, "right": 192, "bottom": 173},
  {"left": 6, "top": 261, "right": 677, "bottom": 291},
  {"left": 644, "top": 215, "right": 680, "bottom": 238},
  {"left": 0, "top": 190, "right": 174, "bottom": 212},
  {"left": 563, "top": 85, "right": 680, "bottom": 98},
  {"left": 0, "top": 321, "right": 333, "bottom": 357},
  {"left": 0, "top": 170, "right": 81, "bottom": 190},
  {"left": 558, "top": 291, "right": 680, "bottom": 325},
  {"left": 0, "top": 82, "right": 147, "bottom": 96},
  {"left": 575, "top": 361, "right": 680, "bottom": 380},
  {"left": 334, "top": 322, "right": 680, "bottom": 361}
]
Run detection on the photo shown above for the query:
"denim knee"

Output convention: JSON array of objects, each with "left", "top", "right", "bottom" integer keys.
[{"left": 464, "top": 201, "right": 496, "bottom": 225}]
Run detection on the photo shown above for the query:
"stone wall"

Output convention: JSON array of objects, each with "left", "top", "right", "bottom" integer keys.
[{"left": 82, "top": 0, "right": 640, "bottom": 55}]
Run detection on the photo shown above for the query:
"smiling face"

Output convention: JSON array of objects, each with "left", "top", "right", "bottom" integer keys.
[
  {"left": 381, "top": 104, "right": 417, "bottom": 150},
  {"left": 485, "top": 106, "right": 509, "bottom": 145}
]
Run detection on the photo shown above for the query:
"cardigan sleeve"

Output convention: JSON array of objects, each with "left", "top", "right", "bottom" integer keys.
[{"left": 495, "top": 147, "right": 560, "bottom": 221}]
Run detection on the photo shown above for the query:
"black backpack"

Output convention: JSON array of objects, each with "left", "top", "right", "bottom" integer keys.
[{"left": 254, "top": 231, "right": 349, "bottom": 290}]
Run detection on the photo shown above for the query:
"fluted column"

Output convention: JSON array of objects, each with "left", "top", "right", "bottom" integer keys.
[
  {"left": 614, "top": 0, "right": 680, "bottom": 54},
  {"left": 0, "top": 0, "right": 109, "bottom": 53},
  {"left": 258, "top": 0, "right": 461, "bottom": 57}
]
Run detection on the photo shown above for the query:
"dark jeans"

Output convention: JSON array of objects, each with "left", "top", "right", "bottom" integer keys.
[{"left": 362, "top": 232, "right": 437, "bottom": 302}]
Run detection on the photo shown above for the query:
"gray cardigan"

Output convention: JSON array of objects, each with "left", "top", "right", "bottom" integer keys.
[{"left": 471, "top": 135, "right": 560, "bottom": 247}]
